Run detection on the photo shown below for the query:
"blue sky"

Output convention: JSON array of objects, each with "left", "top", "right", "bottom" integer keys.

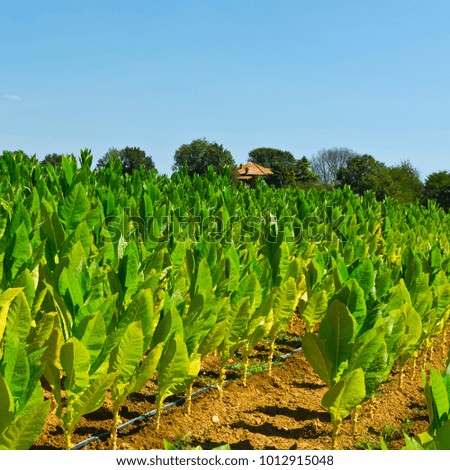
[{"left": 1, "top": 0, "right": 449, "bottom": 179}]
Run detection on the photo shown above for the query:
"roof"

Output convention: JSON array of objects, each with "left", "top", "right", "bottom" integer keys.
[{"left": 236, "top": 162, "right": 273, "bottom": 177}]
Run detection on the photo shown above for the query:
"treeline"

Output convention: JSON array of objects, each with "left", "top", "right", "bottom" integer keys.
[{"left": 6, "top": 139, "right": 450, "bottom": 211}]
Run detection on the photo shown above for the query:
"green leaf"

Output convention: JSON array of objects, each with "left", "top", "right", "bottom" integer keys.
[
  {"left": 110, "top": 322, "right": 144, "bottom": 384},
  {"left": 127, "top": 342, "right": 164, "bottom": 396},
  {"left": 194, "top": 258, "right": 213, "bottom": 294},
  {"left": 269, "top": 278, "right": 297, "bottom": 342},
  {"left": 1, "top": 336, "right": 30, "bottom": 404},
  {"left": 183, "top": 293, "right": 218, "bottom": 356},
  {"left": 429, "top": 367, "right": 449, "bottom": 427},
  {"left": 120, "top": 288, "right": 155, "bottom": 351},
  {"left": 322, "top": 368, "right": 366, "bottom": 423},
  {"left": 76, "top": 311, "right": 106, "bottom": 365},
  {"left": 347, "top": 324, "right": 385, "bottom": 374},
  {"left": 302, "top": 333, "right": 332, "bottom": 387},
  {"left": 62, "top": 373, "right": 115, "bottom": 435},
  {"left": 60, "top": 338, "right": 90, "bottom": 397},
  {"left": 156, "top": 332, "right": 189, "bottom": 408},
  {"left": 0, "top": 373, "right": 14, "bottom": 433},
  {"left": 58, "top": 267, "right": 84, "bottom": 315},
  {"left": 4, "top": 289, "right": 31, "bottom": 343},
  {"left": 436, "top": 420, "right": 450, "bottom": 449},
  {"left": 272, "top": 241, "right": 290, "bottom": 285},
  {"left": 59, "top": 182, "right": 89, "bottom": 230},
  {"left": 0, "top": 400, "right": 50, "bottom": 450},
  {"left": 350, "top": 259, "right": 375, "bottom": 298},
  {"left": 319, "top": 300, "right": 356, "bottom": 379},
  {"left": 403, "top": 433, "right": 426, "bottom": 450},
  {"left": 332, "top": 279, "right": 366, "bottom": 331},
  {"left": 300, "top": 290, "right": 328, "bottom": 332},
  {"left": 6, "top": 223, "right": 32, "bottom": 281}
]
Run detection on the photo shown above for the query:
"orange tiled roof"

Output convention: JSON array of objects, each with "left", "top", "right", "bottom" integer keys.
[{"left": 236, "top": 162, "right": 273, "bottom": 177}]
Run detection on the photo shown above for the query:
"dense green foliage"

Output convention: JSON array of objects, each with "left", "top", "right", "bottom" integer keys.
[
  {"left": 424, "top": 171, "right": 450, "bottom": 211},
  {"left": 96, "top": 146, "right": 156, "bottom": 175},
  {"left": 248, "top": 148, "right": 319, "bottom": 188},
  {"left": 172, "top": 138, "right": 235, "bottom": 176},
  {"left": 0, "top": 149, "right": 449, "bottom": 449}
]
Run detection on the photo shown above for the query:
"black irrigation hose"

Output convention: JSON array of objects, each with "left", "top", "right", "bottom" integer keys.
[{"left": 70, "top": 346, "right": 303, "bottom": 450}]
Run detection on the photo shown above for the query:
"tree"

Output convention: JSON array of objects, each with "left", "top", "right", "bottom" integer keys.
[
  {"left": 294, "top": 157, "right": 320, "bottom": 187},
  {"left": 387, "top": 160, "right": 424, "bottom": 204},
  {"left": 248, "top": 148, "right": 319, "bottom": 188},
  {"left": 172, "top": 138, "right": 235, "bottom": 176},
  {"left": 336, "top": 154, "right": 393, "bottom": 199},
  {"left": 41, "top": 153, "right": 62, "bottom": 167},
  {"left": 424, "top": 171, "right": 450, "bottom": 211},
  {"left": 311, "top": 147, "right": 358, "bottom": 186},
  {"left": 248, "top": 147, "right": 296, "bottom": 187},
  {"left": 96, "top": 147, "right": 155, "bottom": 175},
  {"left": 96, "top": 147, "right": 120, "bottom": 170}
]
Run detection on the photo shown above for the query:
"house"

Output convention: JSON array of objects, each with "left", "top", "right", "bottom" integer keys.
[{"left": 236, "top": 162, "right": 273, "bottom": 186}]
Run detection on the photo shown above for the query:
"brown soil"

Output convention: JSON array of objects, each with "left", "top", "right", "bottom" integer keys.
[{"left": 32, "top": 322, "right": 449, "bottom": 451}]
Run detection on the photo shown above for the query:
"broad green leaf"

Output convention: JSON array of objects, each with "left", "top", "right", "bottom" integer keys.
[
  {"left": 302, "top": 333, "right": 332, "bottom": 387},
  {"left": 13, "top": 269, "right": 37, "bottom": 310},
  {"left": 6, "top": 223, "right": 32, "bottom": 280},
  {"left": 110, "top": 322, "right": 144, "bottom": 384},
  {"left": 194, "top": 258, "right": 213, "bottom": 294},
  {"left": 319, "top": 300, "right": 356, "bottom": 378},
  {"left": 0, "top": 373, "right": 14, "bottom": 433},
  {"left": 0, "top": 289, "right": 24, "bottom": 344},
  {"left": 58, "top": 267, "right": 84, "bottom": 314},
  {"left": 127, "top": 342, "right": 164, "bottom": 395},
  {"left": 156, "top": 332, "right": 189, "bottom": 407},
  {"left": 347, "top": 324, "right": 385, "bottom": 374},
  {"left": 60, "top": 338, "right": 90, "bottom": 397},
  {"left": 183, "top": 294, "right": 217, "bottom": 356},
  {"left": 299, "top": 290, "right": 328, "bottom": 332},
  {"left": 1, "top": 336, "right": 29, "bottom": 403},
  {"left": 59, "top": 182, "right": 89, "bottom": 230},
  {"left": 76, "top": 311, "right": 106, "bottom": 364},
  {"left": 40, "top": 206, "right": 65, "bottom": 250},
  {"left": 403, "top": 433, "right": 426, "bottom": 450},
  {"left": 5, "top": 290, "right": 32, "bottom": 343},
  {"left": 269, "top": 278, "right": 297, "bottom": 342},
  {"left": 350, "top": 259, "right": 374, "bottom": 298},
  {"left": 0, "top": 400, "right": 50, "bottom": 450},
  {"left": 62, "top": 373, "right": 115, "bottom": 435},
  {"left": 436, "top": 420, "right": 450, "bottom": 449},
  {"left": 429, "top": 367, "right": 449, "bottom": 428},
  {"left": 322, "top": 368, "right": 366, "bottom": 423},
  {"left": 121, "top": 288, "right": 156, "bottom": 351},
  {"left": 272, "top": 241, "right": 290, "bottom": 285},
  {"left": 332, "top": 279, "right": 366, "bottom": 331}
]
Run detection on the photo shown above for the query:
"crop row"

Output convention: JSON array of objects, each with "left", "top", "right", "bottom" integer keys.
[{"left": 0, "top": 151, "right": 449, "bottom": 449}]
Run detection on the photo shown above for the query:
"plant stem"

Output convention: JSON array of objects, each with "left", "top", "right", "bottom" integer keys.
[
  {"left": 243, "top": 356, "right": 249, "bottom": 387},
  {"left": 64, "top": 429, "right": 72, "bottom": 450},
  {"left": 351, "top": 405, "right": 361, "bottom": 437},
  {"left": 111, "top": 406, "right": 119, "bottom": 450},
  {"left": 268, "top": 341, "right": 275, "bottom": 376},
  {"left": 185, "top": 383, "right": 193, "bottom": 415},
  {"left": 398, "top": 366, "right": 404, "bottom": 391},
  {"left": 331, "top": 421, "right": 341, "bottom": 450},
  {"left": 156, "top": 407, "right": 161, "bottom": 431}
]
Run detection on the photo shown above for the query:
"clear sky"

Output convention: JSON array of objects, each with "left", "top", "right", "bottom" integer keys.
[{"left": 1, "top": 0, "right": 449, "bottom": 179}]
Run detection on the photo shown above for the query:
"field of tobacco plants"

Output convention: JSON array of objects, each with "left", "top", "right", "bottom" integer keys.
[{"left": 0, "top": 150, "right": 449, "bottom": 450}]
